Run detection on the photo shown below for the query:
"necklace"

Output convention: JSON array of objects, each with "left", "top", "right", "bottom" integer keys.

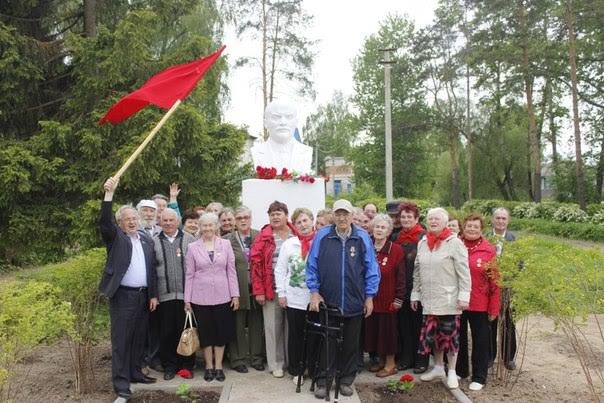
[{"left": 464, "top": 237, "right": 482, "bottom": 252}]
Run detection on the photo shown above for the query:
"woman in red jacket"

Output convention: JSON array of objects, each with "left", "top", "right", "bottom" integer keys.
[
  {"left": 456, "top": 212, "right": 500, "bottom": 391},
  {"left": 249, "top": 201, "right": 298, "bottom": 378},
  {"left": 365, "top": 214, "right": 406, "bottom": 377}
]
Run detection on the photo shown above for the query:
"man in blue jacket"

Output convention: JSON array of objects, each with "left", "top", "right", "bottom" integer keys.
[{"left": 306, "top": 199, "right": 380, "bottom": 399}]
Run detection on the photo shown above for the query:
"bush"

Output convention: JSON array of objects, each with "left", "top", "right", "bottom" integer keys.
[
  {"left": 509, "top": 218, "right": 604, "bottom": 242},
  {"left": 461, "top": 199, "right": 521, "bottom": 216},
  {"left": 20, "top": 248, "right": 107, "bottom": 394},
  {"left": 0, "top": 281, "right": 75, "bottom": 401},
  {"left": 552, "top": 205, "right": 590, "bottom": 223},
  {"left": 498, "top": 237, "right": 604, "bottom": 318}
]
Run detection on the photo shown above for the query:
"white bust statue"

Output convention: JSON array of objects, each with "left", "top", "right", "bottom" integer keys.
[{"left": 251, "top": 99, "right": 313, "bottom": 173}]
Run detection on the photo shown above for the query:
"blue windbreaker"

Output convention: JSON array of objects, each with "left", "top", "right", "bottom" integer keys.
[{"left": 306, "top": 224, "right": 380, "bottom": 317}]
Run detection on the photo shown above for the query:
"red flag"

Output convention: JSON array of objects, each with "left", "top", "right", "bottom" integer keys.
[{"left": 99, "top": 45, "right": 226, "bottom": 125}]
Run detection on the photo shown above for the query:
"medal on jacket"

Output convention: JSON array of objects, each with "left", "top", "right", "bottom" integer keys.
[
  {"left": 350, "top": 246, "right": 356, "bottom": 257},
  {"left": 477, "top": 258, "right": 482, "bottom": 268},
  {"left": 176, "top": 247, "right": 182, "bottom": 257},
  {"left": 382, "top": 256, "right": 388, "bottom": 266}
]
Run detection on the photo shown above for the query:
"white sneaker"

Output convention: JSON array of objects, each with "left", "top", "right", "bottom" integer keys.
[
  {"left": 420, "top": 366, "right": 446, "bottom": 382},
  {"left": 447, "top": 371, "right": 459, "bottom": 389},
  {"left": 469, "top": 382, "right": 484, "bottom": 391},
  {"left": 272, "top": 369, "right": 284, "bottom": 378},
  {"left": 292, "top": 375, "right": 304, "bottom": 385}
]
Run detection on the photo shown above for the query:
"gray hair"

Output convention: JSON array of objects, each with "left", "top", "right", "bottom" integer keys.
[
  {"left": 219, "top": 207, "right": 235, "bottom": 218},
  {"left": 200, "top": 212, "right": 219, "bottom": 226},
  {"left": 235, "top": 205, "right": 252, "bottom": 216},
  {"left": 115, "top": 205, "right": 137, "bottom": 222},
  {"left": 151, "top": 193, "right": 168, "bottom": 202},
  {"left": 492, "top": 207, "right": 510, "bottom": 217},
  {"left": 206, "top": 202, "right": 224, "bottom": 214},
  {"left": 370, "top": 213, "right": 393, "bottom": 231},
  {"left": 427, "top": 207, "right": 449, "bottom": 223},
  {"left": 160, "top": 207, "right": 180, "bottom": 223}
]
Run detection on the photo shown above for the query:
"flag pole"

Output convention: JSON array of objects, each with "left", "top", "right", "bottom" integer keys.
[{"left": 113, "top": 99, "right": 182, "bottom": 181}]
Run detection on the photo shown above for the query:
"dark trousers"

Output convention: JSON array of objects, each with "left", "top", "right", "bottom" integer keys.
[
  {"left": 110, "top": 287, "right": 149, "bottom": 394},
  {"left": 490, "top": 309, "right": 517, "bottom": 365},
  {"left": 317, "top": 315, "right": 362, "bottom": 387},
  {"left": 144, "top": 309, "right": 161, "bottom": 368},
  {"left": 158, "top": 300, "right": 195, "bottom": 372},
  {"left": 398, "top": 301, "right": 429, "bottom": 369},
  {"left": 286, "top": 307, "right": 320, "bottom": 376},
  {"left": 229, "top": 297, "right": 265, "bottom": 368},
  {"left": 457, "top": 311, "right": 490, "bottom": 384}
]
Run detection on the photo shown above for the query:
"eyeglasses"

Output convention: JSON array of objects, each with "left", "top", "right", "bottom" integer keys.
[{"left": 235, "top": 216, "right": 251, "bottom": 221}]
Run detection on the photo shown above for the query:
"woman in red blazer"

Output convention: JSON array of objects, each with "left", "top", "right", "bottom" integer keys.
[
  {"left": 249, "top": 201, "right": 298, "bottom": 378},
  {"left": 365, "top": 214, "right": 406, "bottom": 378},
  {"left": 456, "top": 212, "right": 500, "bottom": 391}
]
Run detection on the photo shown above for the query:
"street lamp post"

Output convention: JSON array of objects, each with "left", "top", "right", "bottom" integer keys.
[{"left": 380, "top": 48, "right": 396, "bottom": 202}]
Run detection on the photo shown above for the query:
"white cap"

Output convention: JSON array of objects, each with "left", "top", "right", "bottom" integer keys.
[
  {"left": 332, "top": 199, "right": 353, "bottom": 213},
  {"left": 137, "top": 199, "right": 157, "bottom": 210}
]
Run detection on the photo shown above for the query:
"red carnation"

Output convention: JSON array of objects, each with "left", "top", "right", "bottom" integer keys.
[{"left": 400, "top": 374, "right": 414, "bottom": 382}]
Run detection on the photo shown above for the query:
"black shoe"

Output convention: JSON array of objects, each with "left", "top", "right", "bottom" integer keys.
[
  {"left": 251, "top": 363, "right": 265, "bottom": 371},
  {"left": 131, "top": 375, "right": 156, "bottom": 384},
  {"left": 204, "top": 369, "right": 215, "bottom": 381},
  {"left": 117, "top": 390, "right": 132, "bottom": 399},
  {"left": 339, "top": 384, "right": 354, "bottom": 397},
  {"left": 413, "top": 366, "right": 428, "bottom": 374},
  {"left": 164, "top": 371, "right": 176, "bottom": 381},
  {"left": 505, "top": 361, "right": 517, "bottom": 370},
  {"left": 215, "top": 369, "right": 226, "bottom": 382},
  {"left": 233, "top": 365, "right": 248, "bottom": 373},
  {"left": 398, "top": 363, "right": 411, "bottom": 370}
]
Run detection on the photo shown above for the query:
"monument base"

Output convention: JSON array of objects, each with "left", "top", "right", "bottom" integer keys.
[{"left": 242, "top": 178, "right": 326, "bottom": 230}]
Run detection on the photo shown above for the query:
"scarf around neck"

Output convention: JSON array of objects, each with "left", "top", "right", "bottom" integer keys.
[
  {"left": 395, "top": 223, "right": 423, "bottom": 245},
  {"left": 462, "top": 236, "right": 482, "bottom": 251},
  {"left": 298, "top": 231, "right": 316, "bottom": 260},
  {"left": 426, "top": 227, "right": 452, "bottom": 251}
]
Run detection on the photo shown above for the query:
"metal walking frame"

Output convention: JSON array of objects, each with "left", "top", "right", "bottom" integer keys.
[{"left": 296, "top": 302, "right": 345, "bottom": 402}]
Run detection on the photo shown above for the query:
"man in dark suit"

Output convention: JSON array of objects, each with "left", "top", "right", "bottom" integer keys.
[
  {"left": 487, "top": 207, "right": 517, "bottom": 370},
  {"left": 99, "top": 177, "right": 159, "bottom": 400}
]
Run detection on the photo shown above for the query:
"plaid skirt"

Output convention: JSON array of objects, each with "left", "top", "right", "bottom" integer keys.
[{"left": 418, "top": 314, "right": 461, "bottom": 354}]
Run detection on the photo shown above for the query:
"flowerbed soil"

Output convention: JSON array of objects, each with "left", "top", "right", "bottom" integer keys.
[
  {"left": 356, "top": 382, "right": 452, "bottom": 403},
  {"left": 130, "top": 389, "right": 220, "bottom": 402}
]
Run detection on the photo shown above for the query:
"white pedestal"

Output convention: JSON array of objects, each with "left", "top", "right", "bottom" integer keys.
[{"left": 242, "top": 178, "right": 326, "bottom": 230}]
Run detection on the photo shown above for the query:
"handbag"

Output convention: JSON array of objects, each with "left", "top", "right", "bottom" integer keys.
[{"left": 177, "top": 310, "right": 200, "bottom": 356}]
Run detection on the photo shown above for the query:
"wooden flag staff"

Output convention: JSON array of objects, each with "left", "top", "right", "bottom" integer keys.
[{"left": 113, "top": 99, "right": 182, "bottom": 181}]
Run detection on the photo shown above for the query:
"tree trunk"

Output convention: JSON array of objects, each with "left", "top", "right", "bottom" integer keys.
[
  {"left": 596, "top": 132, "right": 604, "bottom": 201},
  {"left": 83, "top": 0, "right": 97, "bottom": 38},
  {"left": 466, "top": 62, "right": 473, "bottom": 201},
  {"left": 261, "top": 0, "right": 268, "bottom": 140},
  {"left": 547, "top": 86, "right": 558, "bottom": 165},
  {"left": 566, "top": 0, "right": 587, "bottom": 210},
  {"left": 518, "top": 0, "right": 541, "bottom": 202},
  {"left": 449, "top": 127, "right": 461, "bottom": 209},
  {"left": 268, "top": 6, "right": 281, "bottom": 104},
  {"left": 464, "top": 0, "right": 473, "bottom": 200}
]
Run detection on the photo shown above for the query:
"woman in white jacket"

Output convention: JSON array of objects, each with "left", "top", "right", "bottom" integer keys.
[
  {"left": 410, "top": 207, "right": 471, "bottom": 389},
  {"left": 274, "top": 207, "right": 317, "bottom": 386}
]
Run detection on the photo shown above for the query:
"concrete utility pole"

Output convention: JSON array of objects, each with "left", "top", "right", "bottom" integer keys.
[{"left": 380, "top": 48, "right": 396, "bottom": 201}]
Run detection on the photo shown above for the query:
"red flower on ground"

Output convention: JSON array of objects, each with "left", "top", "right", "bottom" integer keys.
[{"left": 400, "top": 374, "right": 414, "bottom": 382}]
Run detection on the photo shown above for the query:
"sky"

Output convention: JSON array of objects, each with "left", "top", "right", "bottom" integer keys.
[{"left": 222, "top": 1, "right": 439, "bottom": 138}]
